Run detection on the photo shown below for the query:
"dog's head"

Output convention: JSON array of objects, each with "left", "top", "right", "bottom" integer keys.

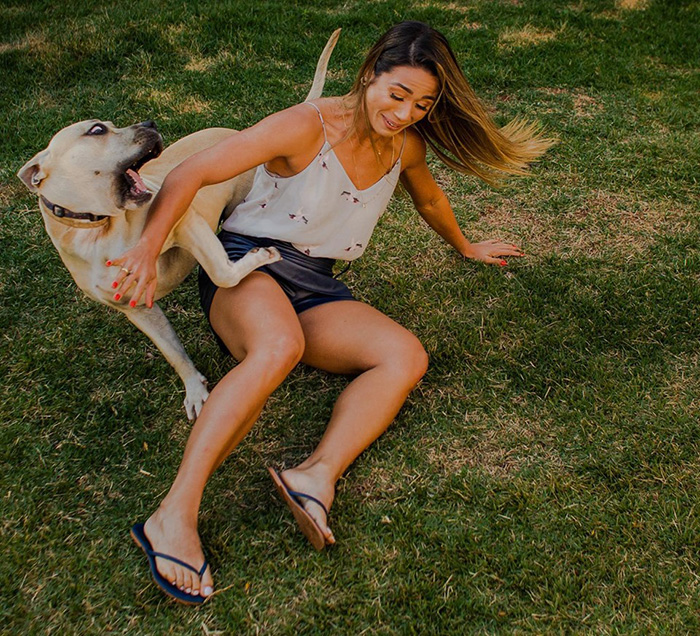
[{"left": 17, "top": 120, "right": 164, "bottom": 217}]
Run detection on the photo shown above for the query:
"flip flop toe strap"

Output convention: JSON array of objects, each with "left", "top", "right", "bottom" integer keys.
[
  {"left": 288, "top": 489, "right": 329, "bottom": 520},
  {"left": 149, "top": 549, "right": 208, "bottom": 577}
]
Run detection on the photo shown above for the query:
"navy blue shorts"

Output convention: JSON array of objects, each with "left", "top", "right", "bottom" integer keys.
[{"left": 198, "top": 231, "right": 355, "bottom": 355}]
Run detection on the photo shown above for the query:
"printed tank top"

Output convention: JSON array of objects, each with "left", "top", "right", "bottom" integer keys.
[{"left": 221, "top": 102, "right": 405, "bottom": 261}]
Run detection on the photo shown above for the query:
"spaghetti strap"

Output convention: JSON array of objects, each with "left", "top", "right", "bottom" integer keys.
[
  {"left": 398, "top": 129, "right": 407, "bottom": 160},
  {"left": 303, "top": 101, "right": 328, "bottom": 143}
]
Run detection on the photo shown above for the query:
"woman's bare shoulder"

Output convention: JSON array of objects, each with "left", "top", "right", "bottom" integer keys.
[
  {"left": 401, "top": 126, "right": 428, "bottom": 169},
  {"left": 256, "top": 102, "right": 324, "bottom": 141}
]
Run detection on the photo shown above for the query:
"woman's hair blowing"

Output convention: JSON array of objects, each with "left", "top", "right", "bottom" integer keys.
[{"left": 348, "top": 21, "right": 555, "bottom": 185}]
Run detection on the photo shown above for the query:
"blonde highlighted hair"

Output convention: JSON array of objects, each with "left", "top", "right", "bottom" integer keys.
[{"left": 348, "top": 21, "right": 555, "bottom": 186}]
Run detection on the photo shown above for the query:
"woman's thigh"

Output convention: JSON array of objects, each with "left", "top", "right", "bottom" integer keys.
[
  {"left": 298, "top": 300, "right": 428, "bottom": 377},
  {"left": 209, "top": 271, "right": 304, "bottom": 363}
]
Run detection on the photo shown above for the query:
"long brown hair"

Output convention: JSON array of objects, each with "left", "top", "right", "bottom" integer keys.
[{"left": 347, "top": 21, "right": 555, "bottom": 185}]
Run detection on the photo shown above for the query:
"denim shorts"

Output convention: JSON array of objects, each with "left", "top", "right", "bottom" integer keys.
[{"left": 198, "top": 231, "right": 354, "bottom": 355}]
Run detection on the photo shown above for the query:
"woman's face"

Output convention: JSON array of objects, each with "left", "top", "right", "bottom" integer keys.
[{"left": 363, "top": 65, "right": 439, "bottom": 137}]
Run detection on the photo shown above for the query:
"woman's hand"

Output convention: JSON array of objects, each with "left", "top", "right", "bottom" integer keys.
[
  {"left": 462, "top": 240, "right": 524, "bottom": 266},
  {"left": 105, "top": 240, "right": 160, "bottom": 308}
]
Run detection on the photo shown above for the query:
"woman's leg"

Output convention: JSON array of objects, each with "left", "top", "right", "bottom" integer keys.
[
  {"left": 280, "top": 300, "right": 429, "bottom": 542},
  {"left": 143, "top": 272, "right": 304, "bottom": 596}
]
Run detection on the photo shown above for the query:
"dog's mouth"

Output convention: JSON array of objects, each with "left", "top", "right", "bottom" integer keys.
[{"left": 117, "top": 135, "right": 164, "bottom": 207}]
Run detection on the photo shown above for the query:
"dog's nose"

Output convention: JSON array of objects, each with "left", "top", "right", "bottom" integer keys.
[{"left": 139, "top": 120, "right": 158, "bottom": 130}]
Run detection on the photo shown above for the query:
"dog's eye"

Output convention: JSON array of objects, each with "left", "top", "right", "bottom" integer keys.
[{"left": 87, "top": 123, "right": 107, "bottom": 136}]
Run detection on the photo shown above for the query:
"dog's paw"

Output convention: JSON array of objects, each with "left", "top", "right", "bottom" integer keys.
[
  {"left": 183, "top": 374, "right": 209, "bottom": 421},
  {"left": 250, "top": 246, "right": 282, "bottom": 264},
  {"left": 262, "top": 246, "right": 282, "bottom": 263}
]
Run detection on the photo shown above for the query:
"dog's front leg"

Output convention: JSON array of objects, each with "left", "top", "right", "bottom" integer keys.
[
  {"left": 173, "top": 214, "right": 281, "bottom": 288},
  {"left": 123, "top": 304, "right": 208, "bottom": 421}
]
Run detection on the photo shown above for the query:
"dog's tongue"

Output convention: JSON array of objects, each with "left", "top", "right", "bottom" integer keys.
[{"left": 126, "top": 168, "right": 149, "bottom": 195}]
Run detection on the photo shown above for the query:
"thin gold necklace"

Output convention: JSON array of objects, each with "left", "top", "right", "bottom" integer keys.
[{"left": 341, "top": 105, "right": 396, "bottom": 208}]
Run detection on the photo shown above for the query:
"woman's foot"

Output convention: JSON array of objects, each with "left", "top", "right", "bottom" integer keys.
[
  {"left": 279, "top": 466, "right": 336, "bottom": 544},
  {"left": 143, "top": 506, "right": 214, "bottom": 597}
]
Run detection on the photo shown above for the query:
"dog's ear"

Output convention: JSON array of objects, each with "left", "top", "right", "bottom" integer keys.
[{"left": 17, "top": 149, "right": 49, "bottom": 193}]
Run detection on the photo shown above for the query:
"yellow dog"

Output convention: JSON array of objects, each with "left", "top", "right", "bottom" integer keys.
[{"left": 18, "top": 30, "right": 339, "bottom": 420}]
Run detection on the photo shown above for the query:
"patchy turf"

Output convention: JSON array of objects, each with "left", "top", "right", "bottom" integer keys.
[{"left": 2, "top": 0, "right": 699, "bottom": 633}]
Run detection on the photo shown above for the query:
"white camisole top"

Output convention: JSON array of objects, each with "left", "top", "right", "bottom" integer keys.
[{"left": 221, "top": 102, "right": 405, "bottom": 261}]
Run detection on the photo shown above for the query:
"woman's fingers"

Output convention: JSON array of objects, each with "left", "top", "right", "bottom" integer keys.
[
  {"left": 114, "top": 273, "right": 137, "bottom": 302},
  {"left": 145, "top": 280, "right": 157, "bottom": 309},
  {"left": 105, "top": 258, "right": 153, "bottom": 306},
  {"left": 128, "top": 276, "right": 153, "bottom": 308},
  {"left": 470, "top": 240, "right": 526, "bottom": 264}
]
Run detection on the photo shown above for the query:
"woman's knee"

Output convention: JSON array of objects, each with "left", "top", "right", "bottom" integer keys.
[
  {"left": 384, "top": 334, "right": 429, "bottom": 387},
  {"left": 256, "top": 331, "right": 306, "bottom": 371}
]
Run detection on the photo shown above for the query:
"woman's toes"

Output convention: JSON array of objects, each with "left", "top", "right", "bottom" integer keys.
[
  {"left": 156, "top": 558, "right": 176, "bottom": 587},
  {"left": 174, "top": 568, "right": 186, "bottom": 591},
  {"left": 201, "top": 566, "right": 214, "bottom": 597},
  {"left": 184, "top": 571, "right": 196, "bottom": 594}
]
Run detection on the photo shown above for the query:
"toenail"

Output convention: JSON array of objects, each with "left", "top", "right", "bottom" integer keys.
[{"left": 203, "top": 586, "right": 213, "bottom": 596}]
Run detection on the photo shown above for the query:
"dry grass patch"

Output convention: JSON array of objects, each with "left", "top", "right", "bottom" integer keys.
[
  {"left": 0, "top": 30, "right": 51, "bottom": 55},
  {"left": 423, "top": 413, "right": 562, "bottom": 478},
  {"left": 468, "top": 190, "right": 694, "bottom": 259},
  {"left": 617, "top": 0, "right": 650, "bottom": 10},
  {"left": 499, "top": 24, "right": 558, "bottom": 50},
  {"left": 349, "top": 465, "right": 424, "bottom": 503},
  {"left": 410, "top": 0, "right": 477, "bottom": 13},
  {"left": 573, "top": 92, "right": 603, "bottom": 118},
  {"left": 134, "top": 87, "right": 212, "bottom": 114},
  {"left": 660, "top": 353, "right": 700, "bottom": 414}
]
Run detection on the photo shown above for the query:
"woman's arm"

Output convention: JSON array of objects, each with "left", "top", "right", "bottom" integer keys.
[
  {"left": 399, "top": 132, "right": 523, "bottom": 265},
  {"left": 108, "top": 104, "right": 323, "bottom": 307}
]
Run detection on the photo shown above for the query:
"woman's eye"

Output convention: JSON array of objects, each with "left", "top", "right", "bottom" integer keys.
[
  {"left": 87, "top": 124, "right": 107, "bottom": 136},
  {"left": 390, "top": 93, "right": 404, "bottom": 102},
  {"left": 416, "top": 104, "right": 429, "bottom": 112}
]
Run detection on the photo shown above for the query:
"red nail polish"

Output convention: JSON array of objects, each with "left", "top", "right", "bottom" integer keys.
[
  {"left": 500, "top": 260, "right": 507, "bottom": 266},
  {"left": 105, "top": 260, "right": 112, "bottom": 266},
  {"left": 114, "top": 293, "right": 121, "bottom": 301},
  {"left": 111, "top": 281, "right": 118, "bottom": 289},
  {"left": 129, "top": 300, "right": 136, "bottom": 308}
]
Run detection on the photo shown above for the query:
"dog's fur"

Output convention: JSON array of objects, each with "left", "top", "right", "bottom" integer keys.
[{"left": 17, "top": 31, "right": 339, "bottom": 420}]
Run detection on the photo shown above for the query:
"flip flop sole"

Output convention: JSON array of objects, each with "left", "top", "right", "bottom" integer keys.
[
  {"left": 268, "top": 467, "right": 327, "bottom": 551},
  {"left": 130, "top": 523, "right": 206, "bottom": 605}
]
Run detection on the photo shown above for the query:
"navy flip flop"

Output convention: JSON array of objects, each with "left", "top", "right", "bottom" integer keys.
[
  {"left": 267, "top": 467, "right": 330, "bottom": 551},
  {"left": 130, "top": 522, "right": 209, "bottom": 605}
]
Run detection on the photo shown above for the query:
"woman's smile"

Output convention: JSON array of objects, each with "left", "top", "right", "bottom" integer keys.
[{"left": 365, "top": 65, "right": 439, "bottom": 136}]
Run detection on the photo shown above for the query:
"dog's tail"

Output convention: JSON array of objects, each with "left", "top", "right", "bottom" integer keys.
[{"left": 305, "top": 28, "right": 341, "bottom": 101}]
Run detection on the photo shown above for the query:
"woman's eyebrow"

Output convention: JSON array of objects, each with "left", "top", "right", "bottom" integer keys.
[{"left": 391, "top": 82, "right": 436, "bottom": 100}]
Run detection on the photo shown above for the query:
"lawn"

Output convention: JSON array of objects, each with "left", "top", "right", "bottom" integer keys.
[{"left": 1, "top": 0, "right": 699, "bottom": 633}]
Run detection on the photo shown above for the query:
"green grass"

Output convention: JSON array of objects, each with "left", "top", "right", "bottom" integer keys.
[{"left": 2, "top": 0, "right": 699, "bottom": 633}]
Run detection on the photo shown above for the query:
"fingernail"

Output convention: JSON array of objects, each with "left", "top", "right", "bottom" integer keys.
[
  {"left": 129, "top": 300, "right": 136, "bottom": 308},
  {"left": 111, "top": 281, "right": 118, "bottom": 289},
  {"left": 105, "top": 260, "right": 112, "bottom": 266},
  {"left": 203, "top": 586, "right": 213, "bottom": 596},
  {"left": 500, "top": 260, "right": 507, "bottom": 266},
  {"left": 185, "top": 588, "right": 191, "bottom": 594},
  {"left": 114, "top": 293, "right": 121, "bottom": 301}
]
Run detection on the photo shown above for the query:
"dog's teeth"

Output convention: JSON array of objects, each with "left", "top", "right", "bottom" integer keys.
[{"left": 126, "top": 168, "right": 149, "bottom": 195}]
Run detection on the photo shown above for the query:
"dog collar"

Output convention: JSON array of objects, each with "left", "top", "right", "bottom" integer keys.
[{"left": 40, "top": 195, "right": 109, "bottom": 225}]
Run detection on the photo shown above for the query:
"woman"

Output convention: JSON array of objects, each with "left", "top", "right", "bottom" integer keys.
[{"left": 111, "top": 21, "right": 552, "bottom": 604}]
